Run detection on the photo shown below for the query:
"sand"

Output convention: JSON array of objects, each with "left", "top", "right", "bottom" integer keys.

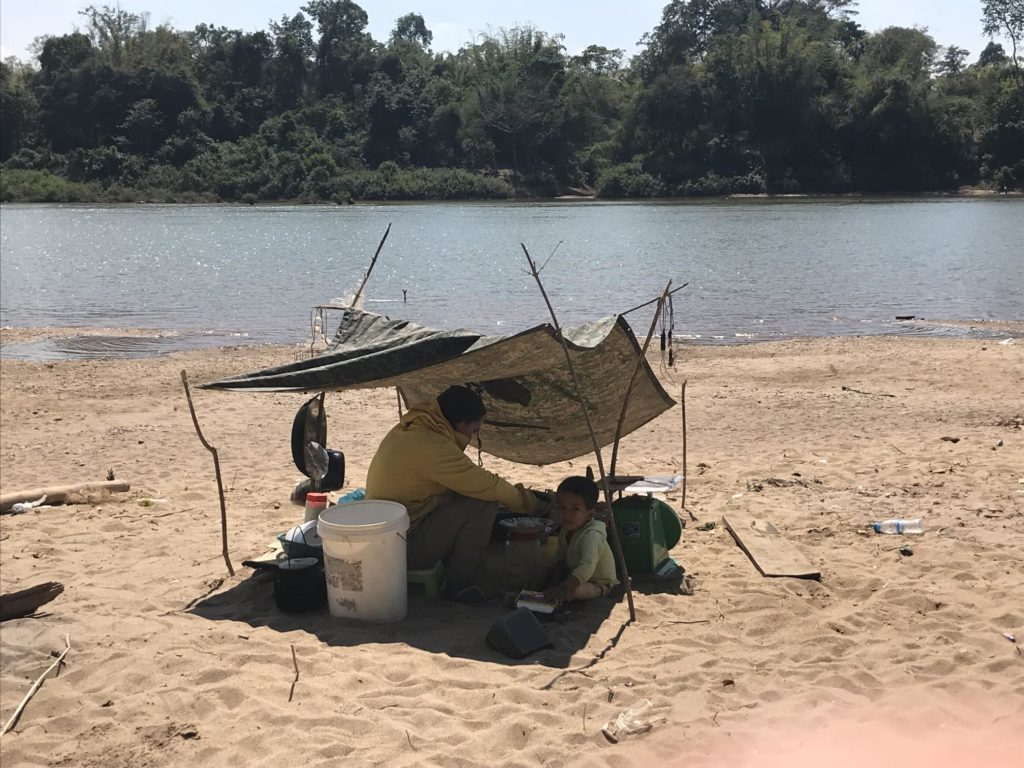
[{"left": 1, "top": 330, "right": 1022, "bottom": 767}]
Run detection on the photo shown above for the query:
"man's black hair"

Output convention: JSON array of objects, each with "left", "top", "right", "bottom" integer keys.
[
  {"left": 557, "top": 476, "right": 599, "bottom": 509},
  {"left": 437, "top": 385, "right": 486, "bottom": 427}
]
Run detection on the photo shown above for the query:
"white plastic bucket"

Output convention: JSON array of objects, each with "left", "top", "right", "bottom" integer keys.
[{"left": 317, "top": 500, "right": 409, "bottom": 623}]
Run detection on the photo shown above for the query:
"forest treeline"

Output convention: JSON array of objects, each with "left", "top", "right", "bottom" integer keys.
[{"left": 1, "top": 0, "right": 1022, "bottom": 202}]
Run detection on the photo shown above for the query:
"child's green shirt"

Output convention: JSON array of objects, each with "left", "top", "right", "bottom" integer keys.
[{"left": 558, "top": 519, "right": 619, "bottom": 587}]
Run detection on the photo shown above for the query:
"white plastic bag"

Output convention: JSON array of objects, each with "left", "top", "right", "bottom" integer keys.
[
  {"left": 603, "top": 699, "right": 654, "bottom": 740},
  {"left": 10, "top": 495, "right": 47, "bottom": 514}
]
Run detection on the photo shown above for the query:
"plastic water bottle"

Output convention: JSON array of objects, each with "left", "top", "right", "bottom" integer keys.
[{"left": 872, "top": 518, "right": 924, "bottom": 534}]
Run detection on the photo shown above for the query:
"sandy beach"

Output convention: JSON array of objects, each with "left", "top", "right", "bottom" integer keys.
[{"left": 1, "top": 329, "right": 1022, "bottom": 767}]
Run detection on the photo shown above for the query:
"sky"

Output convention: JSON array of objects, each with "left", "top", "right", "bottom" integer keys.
[{"left": 0, "top": 0, "right": 1002, "bottom": 64}]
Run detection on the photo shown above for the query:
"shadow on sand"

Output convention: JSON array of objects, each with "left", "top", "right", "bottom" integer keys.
[{"left": 188, "top": 570, "right": 620, "bottom": 669}]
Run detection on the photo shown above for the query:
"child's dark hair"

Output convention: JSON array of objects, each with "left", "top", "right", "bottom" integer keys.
[
  {"left": 557, "top": 476, "right": 599, "bottom": 509},
  {"left": 437, "top": 385, "right": 486, "bottom": 427}
]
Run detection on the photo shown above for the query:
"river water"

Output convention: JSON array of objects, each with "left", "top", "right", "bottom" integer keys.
[{"left": 1, "top": 198, "right": 1021, "bottom": 360}]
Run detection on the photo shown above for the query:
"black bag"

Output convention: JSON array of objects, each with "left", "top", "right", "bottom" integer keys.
[{"left": 486, "top": 608, "right": 552, "bottom": 659}]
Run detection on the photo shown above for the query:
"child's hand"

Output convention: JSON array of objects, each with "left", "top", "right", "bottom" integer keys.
[
  {"left": 543, "top": 584, "right": 570, "bottom": 605},
  {"left": 544, "top": 576, "right": 580, "bottom": 605}
]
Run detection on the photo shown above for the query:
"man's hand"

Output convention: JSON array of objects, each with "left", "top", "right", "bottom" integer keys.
[{"left": 529, "top": 489, "right": 554, "bottom": 517}]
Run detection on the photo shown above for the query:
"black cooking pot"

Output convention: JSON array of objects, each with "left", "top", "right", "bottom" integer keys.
[{"left": 273, "top": 557, "right": 327, "bottom": 613}]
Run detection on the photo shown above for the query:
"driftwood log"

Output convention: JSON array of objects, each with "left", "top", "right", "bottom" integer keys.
[
  {"left": 0, "top": 481, "right": 130, "bottom": 513},
  {"left": 0, "top": 582, "right": 64, "bottom": 622}
]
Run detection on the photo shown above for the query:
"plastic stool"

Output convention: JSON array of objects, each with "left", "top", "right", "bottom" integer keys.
[{"left": 407, "top": 561, "right": 445, "bottom": 598}]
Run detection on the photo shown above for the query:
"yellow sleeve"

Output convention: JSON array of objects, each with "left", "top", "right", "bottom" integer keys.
[{"left": 427, "top": 440, "right": 537, "bottom": 513}]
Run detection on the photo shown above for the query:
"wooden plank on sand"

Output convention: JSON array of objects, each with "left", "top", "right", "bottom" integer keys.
[
  {"left": 723, "top": 515, "right": 820, "bottom": 579},
  {"left": 0, "top": 582, "right": 64, "bottom": 621}
]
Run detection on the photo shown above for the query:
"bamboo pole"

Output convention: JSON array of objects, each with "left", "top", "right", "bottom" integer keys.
[
  {"left": 521, "top": 244, "right": 636, "bottom": 623},
  {"left": 1, "top": 634, "right": 71, "bottom": 735},
  {"left": 351, "top": 223, "right": 392, "bottom": 308},
  {"left": 181, "top": 371, "right": 234, "bottom": 577},
  {"left": 620, "top": 283, "right": 687, "bottom": 316},
  {"left": 608, "top": 281, "right": 672, "bottom": 480}
]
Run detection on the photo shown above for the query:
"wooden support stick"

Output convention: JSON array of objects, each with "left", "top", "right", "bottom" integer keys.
[
  {"left": 180, "top": 370, "right": 234, "bottom": 577},
  {"left": 522, "top": 244, "right": 636, "bottom": 623},
  {"left": 0, "top": 582, "right": 64, "bottom": 622},
  {"left": 288, "top": 644, "right": 299, "bottom": 702},
  {"left": 1, "top": 634, "right": 71, "bottom": 735},
  {"left": 620, "top": 283, "right": 688, "bottom": 316},
  {"left": 608, "top": 281, "right": 672, "bottom": 479},
  {"left": 1, "top": 482, "right": 130, "bottom": 513},
  {"left": 682, "top": 380, "right": 695, "bottom": 521}
]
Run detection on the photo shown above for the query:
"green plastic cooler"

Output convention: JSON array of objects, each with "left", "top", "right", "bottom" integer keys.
[{"left": 611, "top": 495, "right": 683, "bottom": 574}]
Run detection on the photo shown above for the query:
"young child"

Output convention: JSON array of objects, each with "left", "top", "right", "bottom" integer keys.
[{"left": 543, "top": 476, "right": 619, "bottom": 603}]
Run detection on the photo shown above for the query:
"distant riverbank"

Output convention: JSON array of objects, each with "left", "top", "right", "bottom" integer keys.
[{"left": 2, "top": 168, "right": 1020, "bottom": 205}]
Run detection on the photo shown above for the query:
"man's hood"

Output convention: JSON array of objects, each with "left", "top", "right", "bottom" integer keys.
[{"left": 400, "top": 400, "right": 470, "bottom": 450}]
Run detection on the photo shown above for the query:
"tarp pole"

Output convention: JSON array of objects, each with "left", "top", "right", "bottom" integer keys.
[
  {"left": 180, "top": 370, "right": 234, "bottom": 577},
  {"left": 608, "top": 281, "right": 672, "bottom": 479},
  {"left": 681, "top": 380, "right": 695, "bottom": 521},
  {"left": 521, "top": 244, "right": 636, "bottom": 623},
  {"left": 620, "top": 283, "right": 687, "bottom": 316}
]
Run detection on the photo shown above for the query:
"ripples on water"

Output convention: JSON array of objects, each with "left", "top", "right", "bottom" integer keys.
[
  {"left": 0, "top": 331, "right": 252, "bottom": 361},
  {"left": 1, "top": 199, "right": 1021, "bottom": 361}
]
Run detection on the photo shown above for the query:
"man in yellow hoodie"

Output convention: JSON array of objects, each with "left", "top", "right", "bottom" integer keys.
[{"left": 365, "top": 385, "right": 538, "bottom": 596}]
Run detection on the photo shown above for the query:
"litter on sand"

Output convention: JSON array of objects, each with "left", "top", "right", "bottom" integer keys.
[
  {"left": 9, "top": 496, "right": 47, "bottom": 514},
  {"left": 602, "top": 699, "right": 655, "bottom": 742}
]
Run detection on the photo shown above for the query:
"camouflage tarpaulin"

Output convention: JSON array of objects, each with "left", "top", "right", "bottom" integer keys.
[{"left": 202, "top": 309, "right": 675, "bottom": 465}]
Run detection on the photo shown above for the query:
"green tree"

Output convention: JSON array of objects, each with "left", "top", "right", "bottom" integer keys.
[
  {"left": 936, "top": 45, "right": 970, "bottom": 76},
  {"left": 35, "top": 33, "right": 102, "bottom": 151},
  {"left": 0, "top": 59, "right": 38, "bottom": 160},
  {"left": 464, "top": 26, "right": 568, "bottom": 193},
  {"left": 572, "top": 45, "right": 625, "bottom": 77},
  {"left": 270, "top": 14, "right": 314, "bottom": 111},
  {"left": 189, "top": 25, "right": 274, "bottom": 138},
  {"left": 78, "top": 4, "right": 149, "bottom": 67},
  {"left": 840, "top": 27, "right": 975, "bottom": 191},
  {"left": 303, "top": 0, "right": 377, "bottom": 98},
  {"left": 978, "top": 40, "right": 1008, "bottom": 66},
  {"left": 390, "top": 13, "right": 432, "bottom": 49},
  {"left": 982, "top": 0, "right": 1024, "bottom": 89}
]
